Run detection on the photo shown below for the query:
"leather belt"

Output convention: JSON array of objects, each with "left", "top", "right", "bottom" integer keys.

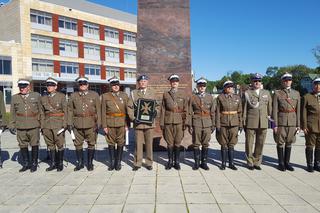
[
  {"left": 194, "top": 111, "right": 211, "bottom": 117},
  {"left": 75, "top": 113, "right": 95, "bottom": 117},
  {"left": 47, "top": 113, "right": 65, "bottom": 117},
  {"left": 279, "top": 109, "right": 296, "bottom": 113},
  {"left": 16, "top": 112, "right": 37, "bottom": 117},
  {"left": 221, "top": 111, "right": 238, "bottom": 115},
  {"left": 170, "top": 108, "right": 184, "bottom": 113},
  {"left": 106, "top": 113, "right": 126, "bottom": 117}
]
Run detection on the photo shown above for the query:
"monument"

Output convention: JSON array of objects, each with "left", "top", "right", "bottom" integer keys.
[{"left": 137, "top": 0, "right": 193, "bottom": 148}]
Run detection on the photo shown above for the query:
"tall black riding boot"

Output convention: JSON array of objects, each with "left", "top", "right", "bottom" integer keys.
[
  {"left": 57, "top": 149, "right": 64, "bottom": 172},
  {"left": 115, "top": 146, "right": 124, "bottom": 171},
  {"left": 314, "top": 148, "right": 320, "bottom": 172},
  {"left": 87, "top": 149, "right": 95, "bottom": 171},
  {"left": 30, "top": 146, "right": 39, "bottom": 173},
  {"left": 277, "top": 146, "right": 285, "bottom": 171},
  {"left": 220, "top": 147, "right": 227, "bottom": 170},
  {"left": 174, "top": 146, "right": 181, "bottom": 170},
  {"left": 306, "top": 148, "right": 314, "bottom": 173},
  {"left": 108, "top": 146, "right": 115, "bottom": 171},
  {"left": 19, "top": 147, "right": 30, "bottom": 172},
  {"left": 200, "top": 147, "right": 209, "bottom": 170},
  {"left": 165, "top": 147, "right": 174, "bottom": 170},
  {"left": 284, "top": 146, "right": 294, "bottom": 171},
  {"left": 228, "top": 147, "right": 237, "bottom": 170},
  {"left": 192, "top": 149, "right": 200, "bottom": 170},
  {"left": 46, "top": 149, "right": 56, "bottom": 171},
  {"left": 74, "top": 149, "right": 84, "bottom": 171}
]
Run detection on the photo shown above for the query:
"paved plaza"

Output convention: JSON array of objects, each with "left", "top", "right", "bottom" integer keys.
[{"left": 0, "top": 129, "right": 320, "bottom": 213}]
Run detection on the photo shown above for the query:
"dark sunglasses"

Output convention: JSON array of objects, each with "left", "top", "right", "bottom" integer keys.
[
  {"left": 78, "top": 81, "right": 88, "bottom": 85},
  {"left": 253, "top": 80, "right": 261, "bottom": 83}
]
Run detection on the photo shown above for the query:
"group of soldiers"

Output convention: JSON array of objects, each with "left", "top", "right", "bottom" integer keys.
[{"left": 0, "top": 71, "right": 319, "bottom": 173}]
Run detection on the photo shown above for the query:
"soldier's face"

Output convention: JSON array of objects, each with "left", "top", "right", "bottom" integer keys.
[
  {"left": 252, "top": 80, "right": 261, "bottom": 89},
  {"left": 282, "top": 79, "right": 292, "bottom": 88},
  {"left": 224, "top": 86, "right": 234, "bottom": 94},
  {"left": 111, "top": 84, "right": 120, "bottom": 92},
  {"left": 79, "top": 83, "right": 89, "bottom": 91},
  {"left": 170, "top": 80, "right": 179, "bottom": 89},
  {"left": 314, "top": 83, "right": 320, "bottom": 93},
  {"left": 47, "top": 85, "right": 57, "bottom": 93},
  {"left": 138, "top": 80, "right": 148, "bottom": 89},
  {"left": 197, "top": 85, "right": 206, "bottom": 93},
  {"left": 19, "top": 85, "right": 30, "bottom": 95}
]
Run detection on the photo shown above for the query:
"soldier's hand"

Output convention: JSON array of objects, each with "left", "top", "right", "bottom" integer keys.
[
  {"left": 273, "top": 127, "right": 278, "bottom": 133},
  {"left": 9, "top": 128, "right": 16, "bottom": 135},
  {"left": 188, "top": 126, "right": 193, "bottom": 135},
  {"left": 160, "top": 125, "right": 164, "bottom": 131},
  {"left": 303, "top": 128, "right": 309, "bottom": 135},
  {"left": 104, "top": 127, "right": 109, "bottom": 135}
]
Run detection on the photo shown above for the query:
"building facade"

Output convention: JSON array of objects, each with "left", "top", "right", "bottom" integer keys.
[{"left": 0, "top": 0, "right": 137, "bottom": 104}]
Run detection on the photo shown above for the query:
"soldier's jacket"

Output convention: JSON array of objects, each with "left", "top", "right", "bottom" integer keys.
[
  {"left": 243, "top": 89, "right": 272, "bottom": 129},
  {"left": 302, "top": 93, "right": 320, "bottom": 133},
  {"left": 188, "top": 93, "right": 215, "bottom": 128},
  {"left": 41, "top": 92, "right": 67, "bottom": 129},
  {"left": 0, "top": 91, "right": 7, "bottom": 127},
  {"left": 216, "top": 93, "right": 242, "bottom": 128},
  {"left": 10, "top": 92, "right": 42, "bottom": 129},
  {"left": 272, "top": 88, "right": 300, "bottom": 127},
  {"left": 160, "top": 90, "right": 188, "bottom": 126},
  {"left": 68, "top": 90, "right": 101, "bottom": 129},
  {"left": 101, "top": 91, "right": 129, "bottom": 128},
  {"left": 128, "top": 88, "right": 159, "bottom": 129}
]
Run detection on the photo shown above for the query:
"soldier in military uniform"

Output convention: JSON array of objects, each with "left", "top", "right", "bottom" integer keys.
[
  {"left": 128, "top": 74, "right": 158, "bottom": 171},
  {"left": 9, "top": 79, "right": 42, "bottom": 172},
  {"left": 101, "top": 77, "right": 129, "bottom": 171},
  {"left": 160, "top": 74, "right": 188, "bottom": 170},
  {"left": 187, "top": 78, "right": 215, "bottom": 170},
  {"left": 216, "top": 80, "right": 242, "bottom": 170},
  {"left": 243, "top": 73, "right": 272, "bottom": 170},
  {"left": 68, "top": 76, "right": 101, "bottom": 171},
  {"left": 272, "top": 73, "right": 300, "bottom": 171},
  {"left": 0, "top": 90, "right": 7, "bottom": 168},
  {"left": 40, "top": 77, "right": 67, "bottom": 172},
  {"left": 302, "top": 78, "right": 320, "bottom": 172}
]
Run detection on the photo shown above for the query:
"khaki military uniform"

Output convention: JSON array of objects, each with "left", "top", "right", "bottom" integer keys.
[
  {"left": 160, "top": 89, "right": 188, "bottom": 148},
  {"left": 188, "top": 92, "right": 215, "bottom": 149},
  {"left": 41, "top": 92, "right": 67, "bottom": 150},
  {"left": 128, "top": 88, "right": 158, "bottom": 167},
  {"left": 272, "top": 88, "right": 300, "bottom": 147},
  {"left": 10, "top": 92, "right": 42, "bottom": 148},
  {"left": 101, "top": 91, "right": 129, "bottom": 146},
  {"left": 68, "top": 90, "right": 101, "bottom": 150},
  {"left": 243, "top": 89, "right": 272, "bottom": 167},
  {"left": 216, "top": 93, "right": 242, "bottom": 148},
  {"left": 302, "top": 93, "right": 320, "bottom": 148}
]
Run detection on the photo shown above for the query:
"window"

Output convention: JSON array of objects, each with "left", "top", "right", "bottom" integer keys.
[
  {"left": 106, "top": 66, "right": 120, "bottom": 78},
  {"left": 83, "top": 22, "right": 99, "bottom": 39},
  {"left": 105, "top": 27, "right": 119, "bottom": 42},
  {"left": 0, "top": 56, "right": 12, "bottom": 75},
  {"left": 30, "top": 10, "right": 52, "bottom": 30},
  {"left": 124, "top": 32, "right": 136, "bottom": 43},
  {"left": 124, "top": 50, "right": 136, "bottom": 64},
  {"left": 84, "top": 43, "right": 100, "bottom": 60},
  {"left": 124, "top": 68, "right": 136, "bottom": 79},
  {"left": 85, "top": 64, "right": 100, "bottom": 76},
  {"left": 59, "top": 16, "right": 77, "bottom": 31},
  {"left": 60, "top": 62, "right": 78, "bottom": 74},
  {"left": 31, "top": 34, "right": 53, "bottom": 54},
  {"left": 105, "top": 47, "right": 119, "bottom": 62},
  {"left": 32, "top": 59, "right": 53, "bottom": 73},
  {"left": 59, "top": 39, "right": 78, "bottom": 57}
]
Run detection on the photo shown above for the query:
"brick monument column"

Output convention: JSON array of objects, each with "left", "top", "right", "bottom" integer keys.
[{"left": 137, "top": 0, "right": 192, "bottom": 149}]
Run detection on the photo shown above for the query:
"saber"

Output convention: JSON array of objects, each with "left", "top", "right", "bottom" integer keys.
[{"left": 57, "top": 128, "right": 66, "bottom": 136}]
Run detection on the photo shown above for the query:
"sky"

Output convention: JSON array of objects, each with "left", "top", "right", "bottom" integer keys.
[{"left": 3, "top": 0, "right": 319, "bottom": 81}]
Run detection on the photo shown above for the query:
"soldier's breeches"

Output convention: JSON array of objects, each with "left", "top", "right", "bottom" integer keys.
[
  {"left": 43, "top": 128, "right": 65, "bottom": 150},
  {"left": 245, "top": 128, "right": 267, "bottom": 166},
  {"left": 74, "top": 128, "right": 97, "bottom": 150},
  {"left": 192, "top": 127, "right": 211, "bottom": 149},
  {"left": 134, "top": 128, "right": 153, "bottom": 167},
  {"left": 17, "top": 128, "right": 40, "bottom": 148},
  {"left": 163, "top": 123, "right": 183, "bottom": 148},
  {"left": 273, "top": 126, "right": 296, "bottom": 148},
  {"left": 305, "top": 133, "right": 320, "bottom": 149},
  {"left": 105, "top": 126, "right": 125, "bottom": 146},
  {"left": 217, "top": 126, "right": 239, "bottom": 149}
]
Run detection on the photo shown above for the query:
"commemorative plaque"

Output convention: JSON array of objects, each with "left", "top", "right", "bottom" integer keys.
[{"left": 136, "top": 98, "right": 157, "bottom": 124}]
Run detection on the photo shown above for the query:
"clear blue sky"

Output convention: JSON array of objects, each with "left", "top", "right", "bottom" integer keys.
[{"left": 4, "top": 0, "right": 319, "bottom": 81}]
